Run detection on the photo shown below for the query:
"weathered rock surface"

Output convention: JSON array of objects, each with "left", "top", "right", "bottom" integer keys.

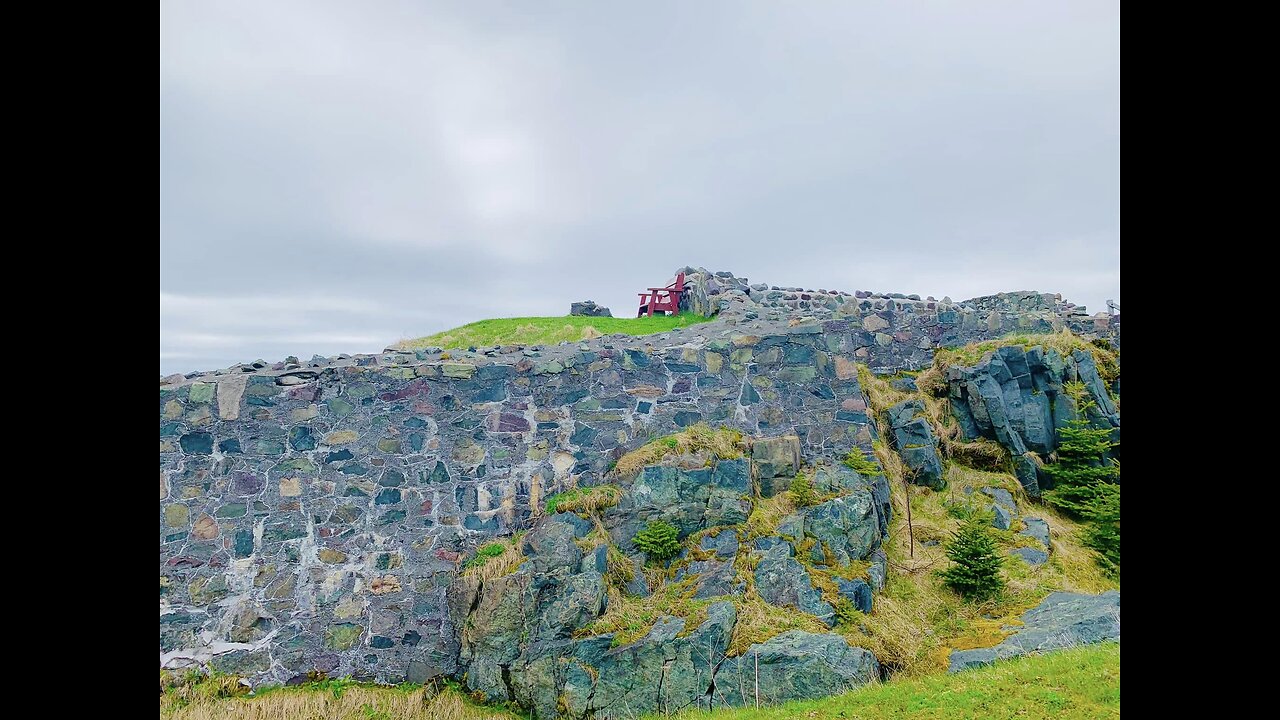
[
  {"left": 570, "top": 300, "right": 612, "bottom": 317},
  {"left": 717, "top": 632, "right": 879, "bottom": 707},
  {"left": 753, "top": 543, "right": 836, "bottom": 626},
  {"left": 751, "top": 435, "right": 801, "bottom": 498},
  {"left": 948, "top": 591, "right": 1120, "bottom": 671},
  {"left": 946, "top": 345, "right": 1119, "bottom": 496},
  {"left": 887, "top": 399, "right": 945, "bottom": 489}
]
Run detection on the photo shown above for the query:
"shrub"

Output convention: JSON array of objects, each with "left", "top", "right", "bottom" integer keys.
[
  {"left": 843, "top": 448, "right": 881, "bottom": 476},
  {"left": 1043, "top": 384, "right": 1120, "bottom": 573},
  {"left": 939, "top": 516, "right": 1005, "bottom": 602},
  {"left": 633, "top": 520, "right": 680, "bottom": 563},
  {"left": 790, "top": 473, "right": 819, "bottom": 508},
  {"left": 463, "top": 542, "right": 506, "bottom": 571}
]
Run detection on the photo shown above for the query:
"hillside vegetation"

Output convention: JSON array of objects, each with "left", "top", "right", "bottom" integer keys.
[{"left": 394, "top": 313, "right": 712, "bottom": 350}]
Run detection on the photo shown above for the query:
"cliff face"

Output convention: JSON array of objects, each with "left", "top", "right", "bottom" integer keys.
[{"left": 158, "top": 267, "right": 1119, "bottom": 716}]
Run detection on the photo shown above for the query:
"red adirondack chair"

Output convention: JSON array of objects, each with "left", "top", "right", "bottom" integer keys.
[{"left": 637, "top": 272, "right": 686, "bottom": 317}]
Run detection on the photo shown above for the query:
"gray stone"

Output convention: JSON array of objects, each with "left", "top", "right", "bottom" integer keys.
[
  {"left": 570, "top": 300, "right": 613, "bottom": 317},
  {"left": 1010, "top": 547, "right": 1048, "bottom": 566},
  {"left": 949, "top": 591, "right": 1120, "bottom": 672},
  {"left": 717, "top": 632, "right": 878, "bottom": 707},
  {"left": 802, "top": 493, "right": 881, "bottom": 565},
  {"left": 887, "top": 400, "right": 944, "bottom": 489},
  {"left": 1020, "top": 517, "right": 1050, "bottom": 551},
  {"left": 753, "top": 543, "right": 835, "bottom": 626}
]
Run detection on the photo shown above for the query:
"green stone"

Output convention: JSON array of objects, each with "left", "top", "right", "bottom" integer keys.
[
  {"left": 327, "top": 398, "right": 355, "bottom": 418},
  {"left": 376, "top": 439, "right": 401, "bottom": 453},
  {"left": 776, "top": 366, "right": 818, "bottom": 383},
  {"left": 442, "top": 363, "right": 476, "bottom": 379},
  {"left": 187, "top": 383, "right": 214, "bottom": 404},
  {"left": 233, "top": 530, "right": 254, "bottom": 557},
  {"left": 325, "top": 623, "right": 363, "bottom": 650},
  {"left": 215, "top": 503, "right": 247, "bottom": 518},
  {"left": 164, "top": 504, "right": 189, "bottom": 528},
  {"left": 347, "top": 383, "right": 375, "bottom": 400}
]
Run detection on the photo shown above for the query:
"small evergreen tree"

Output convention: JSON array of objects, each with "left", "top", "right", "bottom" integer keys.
[
  {"left": 634, "top": 520, "right": 680, "bottom": 563},
  {"left": 1044, "top": 383, "right": 1120, "bottom": 573},
  {"left": 1082, "top": 483, "right": 1120, "bottom": 577},
  {"left": 940, "top": 516, "right": 1005, "bottom": 601},
  {"left": 1044, "top": 384, "right": 1119, "bottom": 515},
  {"left": 790, "top": 473, "right": 819, "bottom": 507}
]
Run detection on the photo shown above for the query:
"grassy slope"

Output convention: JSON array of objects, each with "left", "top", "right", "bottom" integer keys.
[
  {"left": 393, "top": 313, "right": 713, "bottom": 351},
  {"left": 666, "top": 643, "right": 1120, "bottom": 720},
  {"left": 160, "top": 645, "right": 1118, "bottom": 720}
]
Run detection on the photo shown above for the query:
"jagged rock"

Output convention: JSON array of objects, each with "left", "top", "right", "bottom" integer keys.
[
  {"left": 565, "top": 602, "right": 737, "bottom": 717},
  {"left": 612, "top": 459, "right": 752, "bottom": 541},
  {"left": 570, "top": 300, "right": 612, "bottom": 317},
  {"left": 716, "top": 632, "right": 879, "bottom": 706},
  {"left": 1010, "top": 547, "right": 1048, "bottom": 566},
  {"left": 1020, "top": 517, "right": 1050, "bottom": 551},
  {"left": 947, "top": 345, "right": 1119, "bottom": 497},
  {"left": 676, "top": 558, "right": 741, "bottom": 599},
  {"left": 802, "top": 493, "right": 882, "bottom": 566},
  {"left": 700, "top": 530, "right": 739, "bottom": 559},
  {"left": 949, "top": 591, "right": 1120, "bottom": 672},
  {"left": 990, "top": 503, "right": 1012, "bottom": 531},
  {"left": 867, "top": 548, "right": 888, "bottom": 591},
  {"left": 753, "top": 543, "right": 835, "bottom": 626},
  {"left": 835, "top": 577, "right": 873, "bottom": 613},
  {"left": 887, "top": 400, "right": 945, "bottom": 489},
  {"left": 751, "top": 435, "right": 801, "bottom": 497}
]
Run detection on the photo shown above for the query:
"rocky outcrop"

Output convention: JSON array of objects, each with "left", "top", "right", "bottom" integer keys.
[
  {"left": 946, "top": 345, "right": 1119, "bottom": 495},
  {"left": 886, "top": 399, "right": 944, "bottom": 489},
  {"left": 446, "top": 448, "right": 892, "bottom": 716},
  {"left": 716, "top": 632, "right": 879, "bottom": 707},
  {"left": 949, "top": 591, "right": 1120, "bottom": 672},
  {"left": 570, "top": 300, "right": 612, "bottom": 317}
]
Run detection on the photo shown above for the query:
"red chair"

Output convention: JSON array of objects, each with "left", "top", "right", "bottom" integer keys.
[{"left": 637, "top": 272, "right": 686, "bottom": 317}]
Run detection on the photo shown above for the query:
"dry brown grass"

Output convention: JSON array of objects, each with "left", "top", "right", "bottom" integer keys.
[
  {"left": 161, "top": 681, "right": 518, "bottom": 720},
  {"left": 833, "top": 457, "right": 1118, "bottom": 676},
  {"left": 743, "top": 492, "right": 795, "bottom": 540},
  {"left": 460, "top": 534, "right": 526, "bottom": 583},
  {"left": 612, "top": 424, "right": 747, "bottom": 478},
  {"left": 543, "top": 484, "right": 621, "bottom": 516}
]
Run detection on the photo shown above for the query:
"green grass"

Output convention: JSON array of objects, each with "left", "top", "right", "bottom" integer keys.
[
  {"left": 393, "top": 313, "right": 713, "bottom": 351},
  {"left": 663, "top": 643, "right": 1120, "bottom": 720}
]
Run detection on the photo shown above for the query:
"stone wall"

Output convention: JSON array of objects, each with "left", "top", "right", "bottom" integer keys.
[{"left": 159, "top": 267, "right": 1120, "bottom": 687}]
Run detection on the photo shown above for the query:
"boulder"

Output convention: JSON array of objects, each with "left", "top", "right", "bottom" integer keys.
[
  {"left": 1010, "top": 547, "right": 1048, "bottom": 566},
  {"left": 751, "top": 435, "right": 801, "bottom": 497},
  {"left": 565, "top": 601, "right": 738, "bottom": 717},
  {"left": 570, "top": 300, "right": 612, "bottom": 317},
  {"left": 753, "top": 543, "right": 835, "bottom": 626},
  {"left": 835, "top": 577, "right": 873, "bottom": 613},
  {"left": 887, "top": 400, "right": 945, "bottom": 489},
  {"left": 716, "top": 632, "right": 879, "bottom": 707},
  {"left": 802, "top": 493, "right": 882, "bottom": 565},
  {"left": 949, "top": 591, "right": 1120, "bottom": 671},
  {"left": 1020, "top": 517, "right": 1051, "bottom": 551}
]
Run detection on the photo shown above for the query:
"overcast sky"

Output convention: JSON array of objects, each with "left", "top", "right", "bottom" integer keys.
[{"left": 160, "top": 1, "right": 1119, "bottom": 375}]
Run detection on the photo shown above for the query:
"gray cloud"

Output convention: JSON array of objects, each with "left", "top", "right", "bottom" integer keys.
[{"left": 161, "top": 0, "right": 1119, "bottom": 374}]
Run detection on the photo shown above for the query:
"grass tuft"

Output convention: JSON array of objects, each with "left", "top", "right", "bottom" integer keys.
[
  {"left": 612, "top": 424, "right": 747, "bottom": 479},
  {"left": 461, "top": 534, "right": 526, "bottom": 582},
  {"left": 543, "top": 485, "right": 621, "bottom": 516}
]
